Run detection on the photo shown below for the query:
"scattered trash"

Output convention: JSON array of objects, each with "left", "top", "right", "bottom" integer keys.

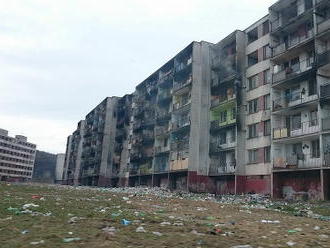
[
  {"left": 152, "top": 231, "right": 162, "bottom": 236},
  {"left": 136, "top": 226, "right": 146, "bottom": 233},
  {"left": 261, "top": 220, "right": 280, "bottom": 224},
  {"left": 288, "top": 229, "right": 298, "bottom": 234},
  {"left": 122, "top": 197, "right": 129, "bottom": 201},
  {"left": 102, "top": 226, "right": 116, "bottom": 236},
  {"left": 319, "top": 234, "right": 329, "bottom": 239},
  {"left": 31, "top": 195, "right": 42, "bottom": 199},
  {"left": 160, "top": 222, "right": 171, "bottom": 226},
  {"left": 63, "top": 237, "right": 81, "bottom": 243},
  {"left": 22, "top": 203, "right": 39, "bottom": 209},
  {"left": 21, "top": 230, "right": 29, "bottom": 234},
  {"left": 173, "top": 222, "right": 184, "bottom": 226},
  {"left": 30, "top": 240, "right": 45, "bottom": 245},
  {"left": 196, "top": 207, "right": 207, "bottom": 211},
  {"left": 68, "top": 232, "right": 73, "bottom": 235},
  {"left": 314, "top": 226, "right": 320, "bottom": 230},
  {"left": 191, "top": 230, "right": 205, "bottom": 236},
  {"left": 121, "top": 219, "right": 131, "bottom": 225},
  {"left": 286, "top": 241, "right": 296, "bottom": 246},
  {"left": 231, "top": 245, "right": 252, "bottom": 248},
  {"left": 205, "top": 216, "right": 215, "bottom": 221}
]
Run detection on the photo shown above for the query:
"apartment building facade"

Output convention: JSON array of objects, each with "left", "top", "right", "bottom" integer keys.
[
  {"left": 63, "top": 0, "right": 330, "bottom": 199},
  {"left": 269, "top": 0, "right": 330, "bottom": 200},
  {"left": 0, "top": 128, "right": 36, "bottom": 182}
]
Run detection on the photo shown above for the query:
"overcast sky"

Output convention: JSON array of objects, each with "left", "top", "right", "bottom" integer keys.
[{"left": 0, "top": 0, "right": 277, "bottom": 154}]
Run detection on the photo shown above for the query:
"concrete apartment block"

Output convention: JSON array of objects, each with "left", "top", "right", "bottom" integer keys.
[
  {"left": 269, "top": 0, "right": 330, "bottom": 200},
  {"left": 128, "top": 41, "right": 213, "bottom": 191},
  {"left": 63, "top": 0, "right": 330, "bottom": 199},
  {"left": 0, "top": 128, "right": 36, "bottom": 182}
]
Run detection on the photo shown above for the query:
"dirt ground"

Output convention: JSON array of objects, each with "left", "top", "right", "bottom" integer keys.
[{"left": 0, "top": 183, "right": 330, "bottom": 248}]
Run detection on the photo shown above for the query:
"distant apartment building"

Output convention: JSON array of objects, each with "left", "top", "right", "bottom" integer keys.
[
  {"left": 33, "top": 151, "right": 57, "bottom": 183},
  {"left": 0, "top": 128, "right": 36, "bottom": 182},
  {"left": 63, "top": 0, "right": 330, "bottom": 200}
]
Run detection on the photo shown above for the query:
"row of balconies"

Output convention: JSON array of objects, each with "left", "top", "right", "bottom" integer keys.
[
  {"left": 272, "top": 29, "right": 313, "bottom": 57},
  {"left": 273, "top": 120, "right": 320, "bottom": 140},
  {"left": 209, "top": 161, "right": 236, "bottom": 176},
  {"left": 272, "top": 93, "right": 318, "bottom": 112}
]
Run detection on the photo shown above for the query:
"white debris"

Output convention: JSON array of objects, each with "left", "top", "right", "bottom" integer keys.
[{"left": 136, "top": 226, "right": 146, "bottom": 233}]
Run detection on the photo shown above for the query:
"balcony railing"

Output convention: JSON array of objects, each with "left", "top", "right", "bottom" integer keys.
[
  {"left": 154, "top": 163, "right": 169, "bottom": 173},
  {"left": 272, "top": 29, "right": 313, "bottom": 57},
  {"left": 155, "top": 126, "right": 170, "bottom": 136},
  {"left": 210, "top": 118, "right": 236, "bottom": 130},
  {"left": 157, "top": 91, "right": 172, "bottom": 103},
  {"left": 173, "top": 76, "right": 192, "bottom": 92},
  {"left": 209, "top": 161, "right": 236, "bottom": 175},
  {"left": 273, "top": 120, "right": 320, "bottom": 140},
  {"left": 322, "top": 118, "right": 330, "bottom": 131},
  {"left": 211, "top": 95, "right": 236, "bottom": 108},
  {"left": 171, "top": 117, "right": 190, "bottom": 132},
  {"left": 155, "top": 146, "right": 170, "bottom": 154},
  {"left": 209, "top": 140, "right": 236, "bottom": 154},
  {"left": 272, "top": 60, "right": 314, "bottom": 84},
  {"left": 173, "top": 100, "right": 191, "bottom": 112},
  {"left": 272, "top": 93, "right": 318, "bottom": 111},
  {"left": 273, "top": 154, "right": 322, "bottom": 169},
  {"left": 170, "top": 141, "right": 189, "bottom": 151}
]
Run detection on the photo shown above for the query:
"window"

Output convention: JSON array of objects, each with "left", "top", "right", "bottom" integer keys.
[
  {"left": 311, "top": 140, "right": 320, "bottom": 158},
  {"left": 310, "top": 110, "right": 318, "bottom": 126},
  {"left": 248, "top": 75, "right": 258, "bottom": 90},
  {"left": 290, "top": 86, "right": 301, "bottom": 101},
  {"left": 248, "top": 50, "right": 258, "bottom": 67},
  {"left": 264, "top": 94, "right": 270, "bottom": 110},
  {"left": 308, "top": 79, "right": 317, "bottom": 96},
  {"left": 248, "top": 149, "right": 258, "bottom": 163},
  {"left": 262, "top": 20, "right": 270, "bottom": 35},
  {"left": 264, "top": 69, "right": 271, "bottom": 84},
  {"left": 231, "top": 107, "right": 236, "bottom": 120},
  {"left": 263, "top": 45, "right": 271, "bottom": 60},
  {"left": 248, "top": 124, "right": 257, "bottom": 139},
  {"left": 292, "top": 114, "right": 302, "bottom": 130},
  {"left": 264, "top": 120, "right": 271, "bottom": 136},
  {"left": 248, "top": 99, "right": 259, "bottom": 114},
  {"left": 264, "top": 146, "right": 271, "bottom": 162},
  {"left": 219, "top": 132, "right": 227, "bottom": 145},
  {"left": 292, "top": 143, "right": 303, "bottom": 156},
  {"left": 247, "top": 27, "right": 258, "bottom": 44},
  {"left": 220, "top": 111, "right": 227, "bottom": 123}
]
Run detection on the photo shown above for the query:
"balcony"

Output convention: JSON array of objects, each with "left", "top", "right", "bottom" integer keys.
[
  {"left": 272, "top": 61, "right": 315, "bottom": 85},
  {"left": 272, "top": 29, "right": 313, "bottom": 57},
  {"left": 211, "top": 95, "right": 236, "bottom": 109},
  {"left": 209, "top": 162, "right": 236, "bottom": 176},
  {"left": 157, "top": 90, "right": 172, "bottom": 105},
  {"left": 173, "top": 100, "right": 191, "bottom": 112},
  {"left": 170, "top": 141, "right": 189, "bottom": 151},
  {"left": 170, "top": 158, "right": 189, "bottom": 171},
  {"left": 273, "top": 154, "right": 322, "bottom": 170},
  {"left": 209, "top": 140, "right": 236, "bottom": 154},
  {"left": 210, "top": 118, "right": 236, "bottom": 132},
  {"left": 139, "top": 163, "right": 153, "bottom": 175},
  {"left": 155, "top": 146, "right": 170, "bottom": 155},
  {"left": 173, "top": 76, "right": 192, "bottom": 93},
  {"left": 272, "top": 93, "right": 318, "bottom": 112},
  {"left": 171, "top": 119, "right": 190, "bottom": 133},
  {"left": 155, "top": 126, "right": 170, "bottom": 137},
  {"left": 156, "top": 111, "right": 171, "bottom": 123},
  {"left": 273, "top": 120, "right": 320, "bottom": 140},
  {"left": 317, "top": 50, "right": 330, "bottom": 68},
  {"left": 322, "top": 118, "right": 330, "bottom": 131}
]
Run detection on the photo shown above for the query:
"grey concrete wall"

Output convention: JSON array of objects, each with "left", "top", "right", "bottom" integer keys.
[
  {"left": 55, "top": 153, "right": 65, "bottom": 181},
  {"left": 100, "top": 97, "right": 119, "bottom": 178}
]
